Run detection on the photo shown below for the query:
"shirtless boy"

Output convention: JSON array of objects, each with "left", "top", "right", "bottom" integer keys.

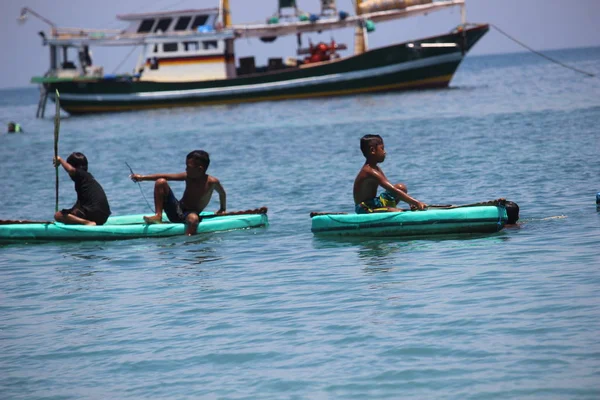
[
  {"left": 354, "top": 134, "right": 427, "bottom": 213},
  {"left": 130, "top": 150, "right": 226, "bottom": 235}
]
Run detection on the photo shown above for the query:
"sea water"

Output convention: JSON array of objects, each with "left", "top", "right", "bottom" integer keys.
[{"left": 1, "top": 48, "right": 599, "bottom": 399}]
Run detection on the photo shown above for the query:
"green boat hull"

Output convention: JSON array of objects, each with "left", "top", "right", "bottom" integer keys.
[
  {"left": 311, "top": 206, "right": 507, "bottom": 237},
  {"left": 33, "top": 25, "right": 489, "bottom": 115},
  {"left": 0, "top": 213, "right": 268, "bottom": 243}
]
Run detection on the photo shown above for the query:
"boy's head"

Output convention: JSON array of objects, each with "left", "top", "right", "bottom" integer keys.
[
  {"left": 505, "top": 201, "right": 520, "bottom": 224},
  {"left": 186, "top": 150, "right": 210, "bottom": 177},
  {"left": 67, "top": 152, "right": 88, "bottom": 171},
  {"left": 360, "top": 134, "right": 384, "bottom": 160}
]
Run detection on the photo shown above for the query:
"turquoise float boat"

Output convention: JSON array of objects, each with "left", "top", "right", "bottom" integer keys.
[
  {"left": 311, "top": 205, "right": 508, "bottom": 237},
  {"left": 0, "top": 211, "right": 268, "bottom": 243}
]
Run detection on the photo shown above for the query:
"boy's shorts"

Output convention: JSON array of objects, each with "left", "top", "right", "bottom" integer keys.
[
  {"left": 60, "top": 207, "right": 109, "bottom": 225},
  {"left": 164, "top": 189, "right": 192, "bottom": 223},
  {"left": 355, "top": 192, "right": 398, "bottom": 214}
]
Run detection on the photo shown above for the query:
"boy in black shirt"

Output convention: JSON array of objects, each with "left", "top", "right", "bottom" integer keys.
[{"left": 53, "top": 152, "right": 111, "bottom": 226}]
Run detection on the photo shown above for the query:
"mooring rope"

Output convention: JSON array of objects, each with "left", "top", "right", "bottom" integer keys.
[
  {"left": 112, "top": 46, "right": 139, "bottom": 74},
  {"left": 491, "top": 24, "right": 595, "bottom": 78}
]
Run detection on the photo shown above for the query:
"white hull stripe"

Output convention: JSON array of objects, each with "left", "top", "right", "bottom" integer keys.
[{"left": 56, "top": 52, "right": 462, "bottom": 102}]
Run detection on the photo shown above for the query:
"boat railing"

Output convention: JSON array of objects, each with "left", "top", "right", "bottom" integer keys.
[
  {"left": 233, "top": 0, "right": 464, "bottom": 39},
  {"left": 41, "top": 0, "right": 464, "bottom": 45},
  {"left": 45, "top": 27, "right": 236, "bottom": 47}
]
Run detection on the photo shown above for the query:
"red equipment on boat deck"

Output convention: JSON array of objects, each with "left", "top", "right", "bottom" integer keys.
[{"left": 302, "top": 40, "right": 346, "bottom": 64}]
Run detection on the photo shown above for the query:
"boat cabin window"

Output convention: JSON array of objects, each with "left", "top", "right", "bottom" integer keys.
[
  {"left": 154, "top": 18, "right": 172, "bottom": 33},
  {"left": 174, "top": 16, "right": 192, "bottom": 31},
  {"left": 203, "top": 40, "right": 218, "bottom": 50},
  {"left": 138, "top": 19, "right": 155, "bottom": 33},
  {"left": 163, "top": 42, "right": 178, "bottom": 52},
  {"left": 190, "top": 15, "right": 209, "bottom": 30},
  {"left": 183, "top": 41, "right": 200, "bottom": 51}
]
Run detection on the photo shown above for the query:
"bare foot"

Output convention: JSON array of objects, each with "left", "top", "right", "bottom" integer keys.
[
  {"left": 143, "top": 215, "right": 163, "bottom": 224},
  {"left": 83, "top": 221, "right": 97, "bottom": 226}
]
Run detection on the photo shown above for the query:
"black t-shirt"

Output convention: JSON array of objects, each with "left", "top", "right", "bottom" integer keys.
[{"left": 72, "top": 169, "right": 111, "bottom": 217}]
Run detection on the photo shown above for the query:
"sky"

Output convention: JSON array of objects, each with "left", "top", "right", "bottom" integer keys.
[{"left": 1, "top": 0, "right": 599, "bottom": 89}]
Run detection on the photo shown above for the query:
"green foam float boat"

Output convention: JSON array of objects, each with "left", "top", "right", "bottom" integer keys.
[
  {"left": 0, "top": 210, "right": 268, "bottom": 243},
  {"left": 311, "top": 204, "right": 508, "bottom": 237}
]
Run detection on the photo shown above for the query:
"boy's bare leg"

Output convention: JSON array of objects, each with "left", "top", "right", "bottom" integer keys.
[
  {"left": 391, "top": 183, "right": 410, "bottom": 210},
  {"left": 393, "top": 183, "right": 407, "bottom": 197},
  {"left": 54, "top": 211, "right": 96, "bottom": 226},
  {"left": 387, "top": 207, "right": 403, "bottom": 212},
  {"left": 371, "top": 207, "right": 403, "bottom": 213},
  {"left": 184, "top": 213, "right": 201, "bottom": 236},
  {"left": 144, "top": 178, "right": 169, "bottom": 224}
]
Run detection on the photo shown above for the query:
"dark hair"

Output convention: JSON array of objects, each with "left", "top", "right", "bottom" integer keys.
[
  {"left": 360, "top": 134, "right": 383, "bottom": 157},
  {"left": 66, "top": 152, "right": 88, "bottom": 171},
  {"left": 186, "top": 150, "right": 210, "bottom": 169},
  {"left": 505, "top": 201, "right": 520, "bottom": 224}
]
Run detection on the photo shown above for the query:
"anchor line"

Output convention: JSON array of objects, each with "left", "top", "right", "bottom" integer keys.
[{"left": 491, "top": 23, "right": 595, "bottom": 78}]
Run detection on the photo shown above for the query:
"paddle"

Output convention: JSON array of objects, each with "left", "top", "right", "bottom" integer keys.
[
  {"left": 203, "top": 207, "right": 268, "bottom": 218},
  {"left": 54, "top": 89, "right": 60, "bottom": 213},
  {"left": 125, "top": 161, "right": 155, "bottom": 213},
  {"left": 0, "top": 219, "right": 54, "bottom": 225},
  {"left": 426, "top": 199, "right": 507, "bottom": 209},
  {"left": 310, "top": 212, "right": 349, "bottom": 218},
  {"left": 309, "top": 199, "right": 506, "bottom": 217}
]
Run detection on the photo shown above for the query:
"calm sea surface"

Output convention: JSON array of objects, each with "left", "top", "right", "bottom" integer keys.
[{"left": 1, "top": 48, "right": 599, "bottom": 399}]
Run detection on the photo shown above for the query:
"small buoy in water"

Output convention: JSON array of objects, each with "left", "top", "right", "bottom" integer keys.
[{"left": 596, "top": 192, "right": 600, "bottom": 205}]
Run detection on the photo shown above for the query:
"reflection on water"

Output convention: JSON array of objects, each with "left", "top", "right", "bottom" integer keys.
[
  {"left": 358, "top": 241, "right": 403, "bottom": 269},
  {"left": 313, "top": 232, "right": 510, "bottom": 269},
  {"left": 180, "top": 245, "right": 223, "bottom": 266}
]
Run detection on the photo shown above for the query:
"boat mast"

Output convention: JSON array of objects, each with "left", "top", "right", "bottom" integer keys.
[
  {"left": 221, "top": 0, "right": 232, "bottom": 27},
  {"left": 222, "top": 0, "right": 235, "bottom": 77},
  {"left": 354, "top": 0, "right": 366, "bottom": 55},
  {"left": 18, "top": 7, "right": 58, "bottom": 118}
]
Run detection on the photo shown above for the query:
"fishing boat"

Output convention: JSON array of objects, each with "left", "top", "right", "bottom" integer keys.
[
  {"left": 0, "top": 211, "right": 268, "bottom": 243},
  {"left": 311, "top": 203, "right": 508, "bottom": 237},
  {"left": 21, "top": 0, "right": 488, "bottom": 117}
]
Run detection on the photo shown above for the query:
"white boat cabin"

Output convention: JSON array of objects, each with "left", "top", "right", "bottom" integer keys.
[
  {"left": 43, "top": 8, "right": 236, "bottom": 82},
  {"left": 119, "top": 8, "right": 236, "bottom": 82}
]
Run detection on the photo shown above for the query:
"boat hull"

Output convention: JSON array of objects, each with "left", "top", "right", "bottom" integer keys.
[
  {"left": 0, "top": 213, "right": 268, "bottom": 243},
  {"left": 311, "top": 205, "right": 507, "bottom": 237},
  {"left": 38, "top": 25, "right": 488, "bottom": 115}
]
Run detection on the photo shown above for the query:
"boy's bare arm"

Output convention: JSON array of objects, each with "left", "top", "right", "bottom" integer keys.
[
  {"left": 130, "top": 172, "right": 186, "bottom": 182},
  {"left": 53, "top": 156, "right": 76, "bottom": 176},
  {"left": 369, "top": 168, "right": 426, "bottom": 209},
  {"left": 213, "top": 179, "right": 226, "bottom": 213}
]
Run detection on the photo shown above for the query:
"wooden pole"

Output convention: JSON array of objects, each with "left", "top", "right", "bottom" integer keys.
[
  {"left": 222, "top": 0, "right": 231, "bottom": 28},
  {"left": 354, "top": 0, "right": 366, "bottom": 55},
  {"left": 54, "top": 90, "right": 60, "bottom": 213}
]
